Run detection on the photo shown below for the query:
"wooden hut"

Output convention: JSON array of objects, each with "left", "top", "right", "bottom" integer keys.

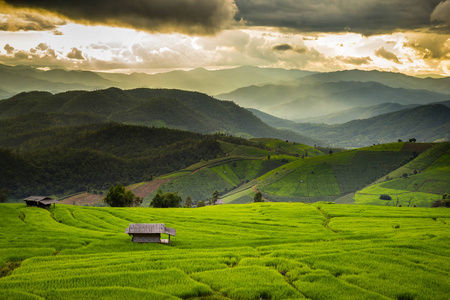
[
  {"left": 24, "top": 196, "right": 58, "bottom": 209},
  {"left": 125, "top": 223, "right": 176, "bottom": 245}
]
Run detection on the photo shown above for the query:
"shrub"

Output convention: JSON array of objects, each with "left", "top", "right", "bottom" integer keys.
[{"left": 380, "top": 194, "right": 392, "bottom": 200}]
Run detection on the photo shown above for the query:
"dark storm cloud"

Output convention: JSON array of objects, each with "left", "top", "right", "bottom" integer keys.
[
  {"left": 5, "top": 0, "right": 238, "bottom": 35},
  {"left": 234, "top": 0, "right": 446, "bottom": 35}
]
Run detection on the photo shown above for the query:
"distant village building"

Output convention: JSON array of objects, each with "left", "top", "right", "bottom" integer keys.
[
  {"left": 125, "top": 223, "right": 176, "bottom": 245},
  {"left": 215, "top": 199, "right": 224, "bottom": 205},
  {"left": 24, "top": 196, "right": 58, "bottom": 209}
]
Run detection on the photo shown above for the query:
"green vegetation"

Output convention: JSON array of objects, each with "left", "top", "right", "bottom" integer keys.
[
  {"left": 0, "top": 203, "right": 449, "bottom": 299},
  {"left": 256, "top": 143, "right": 419, "bottom": 203},
  {"left": 355, "top": 142, "right": 450, "bottom": 207},
  {"left": 0, "top": 87, "right": 318, "bottom": 145},
  {"left": 146, "top": 157, "right": 288, "bottom": 204},
  {"left": 150, "top": 190, "right": 182, "bottom": 208},
  {"left": 0, "top": 124, "right": 227, "bottom": 199},
  {"left": 103, "top": 184, "right": 141, "bottom": 207}
]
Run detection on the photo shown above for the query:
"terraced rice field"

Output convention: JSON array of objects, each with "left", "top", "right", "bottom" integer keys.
[
  {"left": 355, "top": 143, "right": 450, "bottom": 207},
  {"left": 1, "top": 203, "right": 449, "bottom": 299},
  {"left": 257, "top": 143, "right": 417, "bottom": 203}
]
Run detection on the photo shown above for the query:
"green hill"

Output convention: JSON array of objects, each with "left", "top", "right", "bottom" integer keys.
[
  {"left": 218, "top": 81, "right": 448, "bottom": 120},
  {"left": 294, "top": 102, "right": 420, "bottom": 125},
  {"left": 0, "top": 123, "right": 245, "bottom": 199},
  {"left": 0, "top": 203, "right": 449, "bottom": 299},
  {"left": 355, "top": 142, "right": 450, "bottom": 207},
  {"left": 251, "top": 143, "right": 439, "bottom": 205},
  {"left": 291, "top": 104, "right": 450, "bottom": 147},
  {"left": 0, "top": 88, "right": 320, "bottom": 145}
]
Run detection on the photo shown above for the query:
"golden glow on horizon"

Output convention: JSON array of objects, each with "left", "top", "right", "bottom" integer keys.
[{"left": 0, "top": 22, "right": 448, "bottom": 76}]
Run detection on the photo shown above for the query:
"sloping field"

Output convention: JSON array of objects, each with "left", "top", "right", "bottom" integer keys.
[
  {"left": 355, "top": 142, "right": 450, "bottom": 207},
  {"left": 1, "top": 203, "right": 449, "bottom": 300},
  {"left": 257, "top": 143, "right": 419, "bottom": 203},
  {"left": 148, "top": 157, "right": 286, "bottom": 203},
  {"left": 59, "top": 193, "right": 104, "bottom": 206}
]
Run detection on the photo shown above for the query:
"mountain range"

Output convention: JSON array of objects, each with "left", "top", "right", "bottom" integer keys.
[
  {"left": 0, "top": 87, "right": 319, "bottom": 146},
  {"left": 218, "top": 80, "right": 449, "bottom": 120},
  {"left": 0, "top": 63, "right": 314, "bottom": 99},
  {"left": 253, "top": 104, "right": 450, "bottom": 148}
]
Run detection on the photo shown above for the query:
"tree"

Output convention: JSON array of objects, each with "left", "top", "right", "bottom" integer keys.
[
  {"left": 398, "top": 139, "right": 402, "bottom": 143},
  {"left": 329, "top": 150, "right": 333, "bottom": 155},
  {"left": 150, "top": 190, "right": 182, "bottom": 208},
  {"left": 212, "top": 190, "right": 219, "bottom": 205},
  {"left": 197, "top": 200, "right": 205, "bottom": 207},
  {"left": 185, "top": 195, "right": 193, "bottom": 207},
  {"left": 254, "top": 191, "right": 263, "bottom": 202},
  {"left": 103, "top": 184, "right": 140, "bottom": 207},
  {"left": 0, "top": 188, "right": 10, "bottom": 203}
]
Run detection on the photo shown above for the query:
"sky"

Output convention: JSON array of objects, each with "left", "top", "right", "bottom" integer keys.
[{"left": 0, "top": 0, "right": 449, "bottom": 76}]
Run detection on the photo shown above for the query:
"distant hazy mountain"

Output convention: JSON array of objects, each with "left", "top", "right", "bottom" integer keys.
[
  {"left": 299, "top": 69, "right": 450, "bottom": 95},
  {"left": 294, "top": 102, "right": 421, "bottom": 124},
  {"left": 0, "top": 64, "right": 113, "bottom": 98},
  {"left": 0, "top": 63, "right": 315, "bottom": 98},
  {"left": 97, "top": 66, "right": 315, "bottom": 95},
  {"left": 0, "top": 88, "right": 321, "bottom": 145},
  {"left": 290, "top": 104, "right": 450, "bottom": 147},
  {"left": 247, "top": 108, "right": 295, "bottom": 128},
  {"left": 218, "top": 81, "right": 448, "bottom": 120}
]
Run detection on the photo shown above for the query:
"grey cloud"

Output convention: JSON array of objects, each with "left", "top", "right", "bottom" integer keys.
[
  {"left": 4, "top": 44, "right": 14, "bottom": 54},
  {"left": 234, "top": 0, "right": 445, "bottom": 35},
  {"left": 273, "top": 44, "right": 293, "bottom": 51},
  {"left": 14, "top": 51, "right": 29, "bottom": 59},
  {"left": 375, "top": 47, "right": 402, "bottom": 64},
  {"left": 5, "top": 0, "right": 238, "bottom": 35},
  {"left": 67, "top": 48, "right": 85, "bottom": 60},
  {"left": 339, "top": 56, "right": 372, "bottom": 65},
  {"left": 0, "top": 5, "right": 66, "bottom": 31},
  {"left": 431, "top": 1, "right": 450, "bottom": 25},
  {"left": 405, "top": 34, "right": 450, "bottom": 59},
  {"left": 273, "top": 44, "right": 307, "bottom": 54},
  {"left": 36, "top": 43, "right": 48, "bottom": 51}
]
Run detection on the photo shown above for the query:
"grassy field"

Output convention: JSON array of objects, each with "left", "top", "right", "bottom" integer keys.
[
  {"left": 145, "top": 157, "right": 287, "bottom": 204},
  {"left": 355, "top": 142, "right": 450, "bottom": 207},
  {"left": 1, "top": 203, "right": 449, "bottom": 299},
  {"left": 256, "top": 143, "right": 420, "bottom": 203}
]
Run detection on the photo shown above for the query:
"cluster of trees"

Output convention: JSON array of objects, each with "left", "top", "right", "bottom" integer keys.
[
  {"left": 150, "top": 190, "right": 182, "bottom": 208},
  {"left": 254, "top": 191, "right": 263, "bottom": 202},
  {"left": 432, "top": 194, "right": 450, "bottom": 208},
  {"left": 103, "top": 185, "right": 142, "bottom": 207}
]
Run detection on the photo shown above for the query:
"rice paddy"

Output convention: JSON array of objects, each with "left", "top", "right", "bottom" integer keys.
[{"left": 1, "top": 202, "right": 449, "bottom": 299}]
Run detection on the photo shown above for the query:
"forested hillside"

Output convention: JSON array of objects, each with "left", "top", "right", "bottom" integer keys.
[
  {"left": 0, "top": 123, "right": 242, "bottom": 199},
  {"left": 0, "top": 88, "right": 319, "bottom": 145}
]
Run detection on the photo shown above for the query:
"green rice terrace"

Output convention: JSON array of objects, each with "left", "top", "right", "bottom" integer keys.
[{"left": 1, "top": 202, "right": 449, "bottom": 300}]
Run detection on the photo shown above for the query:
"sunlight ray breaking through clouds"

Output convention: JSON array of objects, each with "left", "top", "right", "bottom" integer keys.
[{"left": 0, "top": 0, "right": 448, "bottom": 76}]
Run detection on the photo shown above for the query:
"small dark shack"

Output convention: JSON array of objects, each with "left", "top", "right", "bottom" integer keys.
[
  {"left": 24, "top": 196, "right": 58, "bottom": 209},
  {"left": 125, "top": 223, "right": 176, "bottom": 245}
]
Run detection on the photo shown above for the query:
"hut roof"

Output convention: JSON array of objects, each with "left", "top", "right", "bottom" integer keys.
[
  {"left": 39, "top": 199, "right": 59, "bottom": 205},
  {"left": 24, "top": 196, "right": 54, "bottom": 202},
  {"left": 125, "top": 223, "right": 176, "bottom": 236}
]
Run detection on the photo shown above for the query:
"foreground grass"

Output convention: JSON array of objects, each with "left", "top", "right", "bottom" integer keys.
[{"left": 0, "top": 203, "right": 449, "bottom": 299}]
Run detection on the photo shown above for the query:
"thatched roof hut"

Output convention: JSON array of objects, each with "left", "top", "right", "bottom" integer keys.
[
  {"left": 24, "top": 196, "right": 58, "bottom": 209},
  {"left": 125, "top": 223, "right": 176, "bottom": 244}
]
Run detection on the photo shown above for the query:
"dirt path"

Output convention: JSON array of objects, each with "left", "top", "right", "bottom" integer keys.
[{"left": 252, "top": 185, "right": 272, "bottom": 202}]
